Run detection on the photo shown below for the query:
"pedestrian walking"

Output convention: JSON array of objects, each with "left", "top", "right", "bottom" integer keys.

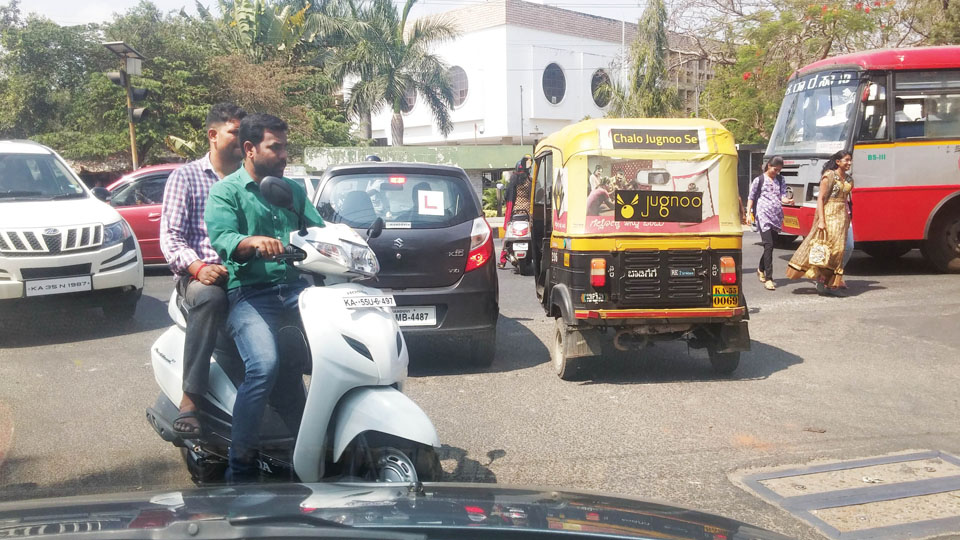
[
  {"left": 786, "top": 150, "right": 854, "bottom": 295},
  {"left": 745, "top": 156, "right": 793, "bottom": 290}
]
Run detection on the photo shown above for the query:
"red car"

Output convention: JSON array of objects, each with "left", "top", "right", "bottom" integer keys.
[{"left": 106, "top": 164, "right": 180, "bottom": 265}]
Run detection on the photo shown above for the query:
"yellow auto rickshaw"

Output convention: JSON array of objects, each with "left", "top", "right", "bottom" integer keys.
[{"left": 527, "top": 118, "right": 749, "bottom": 379}]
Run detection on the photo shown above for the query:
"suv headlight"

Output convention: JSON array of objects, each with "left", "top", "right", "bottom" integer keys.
[
  {"left": 306, "top": 239, "right": 380, "bottom": 277},
  {"left": 103, "top": 220, "right": 132, "bottom": 248}
]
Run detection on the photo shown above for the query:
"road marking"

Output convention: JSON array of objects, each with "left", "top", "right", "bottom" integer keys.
[{"left": 740, "top": 451, "right": 960, "bottom": 539}]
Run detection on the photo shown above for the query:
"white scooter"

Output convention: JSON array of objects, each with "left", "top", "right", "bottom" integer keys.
[
  {"left": 146, "top": 177, "right": 441, "bottom": 484},
  {"left": 502, "top": 217, "right": 533, "bottom": 276}
]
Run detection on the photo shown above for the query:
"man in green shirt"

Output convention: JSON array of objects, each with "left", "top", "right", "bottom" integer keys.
[{"left": 204, "top": 113, "right": 324, "bottom": 483}]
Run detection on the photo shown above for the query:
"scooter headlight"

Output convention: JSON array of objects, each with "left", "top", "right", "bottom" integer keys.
[{"left": 306, "top": 239, "right": 380, "bottom": 277}]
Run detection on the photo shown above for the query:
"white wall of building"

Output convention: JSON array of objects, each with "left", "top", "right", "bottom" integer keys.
[{"left": 371, "top": 24, "right": 621, "bottom": 146}]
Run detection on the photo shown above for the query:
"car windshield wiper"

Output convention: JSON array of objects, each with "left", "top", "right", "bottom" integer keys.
[
  {"left": 0, "top": 190, "right": 43, "bottom": 198},
  {"left": 50, "top": 192, "right": 88, "bottom": 200}
]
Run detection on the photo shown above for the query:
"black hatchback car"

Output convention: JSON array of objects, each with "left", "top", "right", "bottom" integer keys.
[{"left": 315, "top": 162, "right": 499, "bottom": 366}]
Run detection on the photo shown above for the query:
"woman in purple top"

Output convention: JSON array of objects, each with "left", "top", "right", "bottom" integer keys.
[{"left": 746, "top": 156, "right": 794, "bottom": 290}]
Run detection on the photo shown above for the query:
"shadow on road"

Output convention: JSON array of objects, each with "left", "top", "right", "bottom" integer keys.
[
  {"left": 0, "top": 294, "right": 169, "bottom": 349},
  {"left": 437, "top": 444, "right": 500, "bottom": 483},
  {"left": 577, "top": 339, "right": 802, "bottom": 385},
  {"left": 0, "top": 457, "right": 184, "bottom": 503},
  {"left": 407, "top": 314, "right": 549, "bottom": 376}
]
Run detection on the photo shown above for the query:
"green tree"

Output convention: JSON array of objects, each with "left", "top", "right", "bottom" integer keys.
[
  {"left": 332, "top": 0, "right": 457, "bottom": 146},
  {"left": 0, "top": 14, "right": 109, "bottom": 138},
  {"left": 596, "top": 0, "right": 680, "bottom": 118}
]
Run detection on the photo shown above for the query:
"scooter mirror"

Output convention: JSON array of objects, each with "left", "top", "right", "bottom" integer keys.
[
  {"left": 368, "top": 217, "right": 385, "bottom": 239},
  {"left": 261, "top": 176, "right": 294, "bottom": 210}
]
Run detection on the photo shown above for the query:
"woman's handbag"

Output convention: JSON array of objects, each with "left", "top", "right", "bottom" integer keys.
[{"left": 808, "top": 229, "right": 831, "bottom": 267}]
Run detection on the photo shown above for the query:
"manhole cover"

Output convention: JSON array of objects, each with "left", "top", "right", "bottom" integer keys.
[{"left": 741, "top": 451, "right": 960, "bottom": 539}]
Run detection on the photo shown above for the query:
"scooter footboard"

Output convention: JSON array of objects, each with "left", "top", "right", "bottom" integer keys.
[{"left": 331, "top": 387, "right": 440, "bottom": 462}]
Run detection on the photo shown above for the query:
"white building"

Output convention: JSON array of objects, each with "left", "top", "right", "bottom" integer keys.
[{"left": 369, "top": 0, "right": 714, "bottom": 147}]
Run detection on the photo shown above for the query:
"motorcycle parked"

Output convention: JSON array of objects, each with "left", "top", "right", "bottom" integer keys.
[
  {"left": 502, "top": 217, "right": 533, "bottom": 276},
  {"left": 146, "top": 176, "right": 441, "bottom": 484}
]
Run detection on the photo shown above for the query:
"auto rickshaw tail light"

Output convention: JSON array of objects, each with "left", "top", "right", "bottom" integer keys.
[
  {"left": 720, "top": 256, "right": 737, "bottom": 284},
  {"left": 465, "top": 217, "right": 493, "bottom": 272},
  {"left": 590, "top": 258, "right": 606, "bottom": 287}
]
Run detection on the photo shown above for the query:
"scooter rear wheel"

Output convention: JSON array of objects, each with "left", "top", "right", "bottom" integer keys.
[{"left": 181, "top": 447, "right": 226, "bottom": 484}]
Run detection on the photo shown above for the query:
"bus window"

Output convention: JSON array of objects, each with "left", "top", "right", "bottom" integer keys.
[
  {"left": 894, "top": 70, "right": 960, "bottom": 91},
  {"left": 857, "top": 80, "right": 888, "bottom": 141}
]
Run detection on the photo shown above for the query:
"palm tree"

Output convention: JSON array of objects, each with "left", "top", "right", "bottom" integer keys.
[
  {"left": 332, "top": 0, "right": 458, "bottom": 146},
  {"left": 595, "top": 0, "right": 681, "bottom": 117}
]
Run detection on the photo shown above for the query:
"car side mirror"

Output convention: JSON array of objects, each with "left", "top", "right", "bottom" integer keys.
[
  {"left": 367, "top": 217, "right": 384, "bottom": 239},
  {"left": 92, "top": 187, "right": 111, "bottom": 202}
]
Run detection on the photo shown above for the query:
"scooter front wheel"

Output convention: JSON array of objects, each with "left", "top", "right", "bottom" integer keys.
[{"left": 344, "top": 433, "right": 442, "bottom": 483}]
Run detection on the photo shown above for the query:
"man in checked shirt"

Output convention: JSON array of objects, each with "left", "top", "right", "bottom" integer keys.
[{"left": 160, "top": 103, "right": 247, "bottom": 437}]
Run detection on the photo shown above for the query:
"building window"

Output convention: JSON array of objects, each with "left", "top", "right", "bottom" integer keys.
[
  {"left": 448, "top": 66, "right": 468, "bottom": 107},
  {"left": 401, "top": 86, "right": 416, "bottom": 114},
  {"left": 591, "top": 69, "right": 610, "bottom": 108},
  {"left": 542, "top": 63, "right": 566, "bottom": 104}
]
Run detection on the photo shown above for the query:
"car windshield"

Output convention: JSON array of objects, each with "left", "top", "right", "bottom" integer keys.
[
  {"left": 317, "top": 172, "right": 477, "bottom": 229},
  {"left": 0, "top": 153, "right": 86, "bottom": 200},
  {"left": 767, "top": 71, "right": 861, "bottom": 156}
]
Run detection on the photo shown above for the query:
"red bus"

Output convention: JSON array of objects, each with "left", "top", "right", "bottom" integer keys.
[{"left": 766, "top": 46, "right": 960, "bottom": 272}]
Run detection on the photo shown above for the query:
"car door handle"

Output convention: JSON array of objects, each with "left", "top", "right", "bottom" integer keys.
[{"left": 147, "top": 213, "right": 161, "bottom": 221}]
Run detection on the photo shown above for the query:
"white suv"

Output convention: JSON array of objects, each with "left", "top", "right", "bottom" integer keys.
[{"left": 0, "top": 141, "right": 144, "bottom": 321}]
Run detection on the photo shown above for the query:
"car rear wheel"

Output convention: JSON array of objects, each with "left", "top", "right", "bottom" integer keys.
[
  {"left": 469, "top": 327, "right": 496, "bottom": 367},
  {"left": 552, "top": 318, "right": 583, "bottom": 381}
]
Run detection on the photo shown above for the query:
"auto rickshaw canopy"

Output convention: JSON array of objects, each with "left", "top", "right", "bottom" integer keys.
[{"left": 533, "top": 118, "right": 741, "bottom": 236}]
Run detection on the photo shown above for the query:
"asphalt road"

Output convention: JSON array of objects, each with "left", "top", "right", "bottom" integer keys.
[{"left": 2, "top": 234, "right": 959, "bottom": 539}]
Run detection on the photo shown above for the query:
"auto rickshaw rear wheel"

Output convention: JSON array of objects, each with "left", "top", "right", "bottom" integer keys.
[
  {"left": 552, "top": 318, "right": 583, "bottom": 380},
  {"left": 707, "top": 348, "right": 740, "bottom": 375}
]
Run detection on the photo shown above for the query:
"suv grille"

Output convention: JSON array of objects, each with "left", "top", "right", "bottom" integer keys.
[
  {"left": 0, "top": 224, "right": 103, "bottom": 256},
  {"left": 621, "top": 250, "right": 709, "bottom": 307}
]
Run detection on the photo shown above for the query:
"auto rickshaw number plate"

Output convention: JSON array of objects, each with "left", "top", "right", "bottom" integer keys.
[
  {"left": 784, "top": 215, "right": 800, "bottom": 229},
  {"left": 711, "top": 285, "right": 739, "bottom": 307}
]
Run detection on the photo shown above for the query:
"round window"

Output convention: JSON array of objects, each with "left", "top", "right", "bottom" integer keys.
[
  {"left": 448, "top": 66, "right": 468, "bottom": 107},
  {"left": 542, "top": 63, "right": 566, "bottom": 105},
  {"left": 591, "top": 69, "right": 611, "bottom": 108},
  {"left": 401, "top": 86, "right": 416, "bottom": 113}
]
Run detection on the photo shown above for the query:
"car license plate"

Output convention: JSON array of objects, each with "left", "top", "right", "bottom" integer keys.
[
  {"left": 343, "top": 295, "right": 396, "bottom": 309},
  {"left": 24, "top": 275, "right": 92, "bottom": 297},
  {"left": 394, "top": 306, "right": 436, "bottom": 327},
  {"left": 712, "top": 285, "right": 739, "bottom": 307},
  {"left": 783, "top": 215, "right": 800, "bottom": 229},
  {"left": 512, "top": 242, "right": 529, "bottom": 251}
]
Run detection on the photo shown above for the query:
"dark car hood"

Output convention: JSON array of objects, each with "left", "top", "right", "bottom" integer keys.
[{"left": 0, "top": 483, "right": 793, "bottom": 540}]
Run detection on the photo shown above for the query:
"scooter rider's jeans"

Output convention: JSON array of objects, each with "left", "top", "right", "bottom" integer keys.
[{"left": 225, "top": 280, "right": 309, "bottom": 483}]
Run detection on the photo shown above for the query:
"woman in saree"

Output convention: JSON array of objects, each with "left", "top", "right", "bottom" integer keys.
[{"left": 786, "top": 151, "right": 853, "bottom": 295}]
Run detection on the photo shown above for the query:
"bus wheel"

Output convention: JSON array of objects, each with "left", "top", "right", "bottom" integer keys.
[
  {"left": 922, "top": 210, "right": 960, "bottom": 273},
  {"left": 861, "top": 241, "right": 912, "bottom": 260},
  {"left": 552, "top": 318, "right": 583, "bottom": 381},
  {"left": 707, "top": 348, "right": 740, "bottom": 375}
]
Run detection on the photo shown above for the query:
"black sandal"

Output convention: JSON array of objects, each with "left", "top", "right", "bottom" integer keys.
[{"left": 172, "top": 410, "right": 203, "bottom": 438}]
